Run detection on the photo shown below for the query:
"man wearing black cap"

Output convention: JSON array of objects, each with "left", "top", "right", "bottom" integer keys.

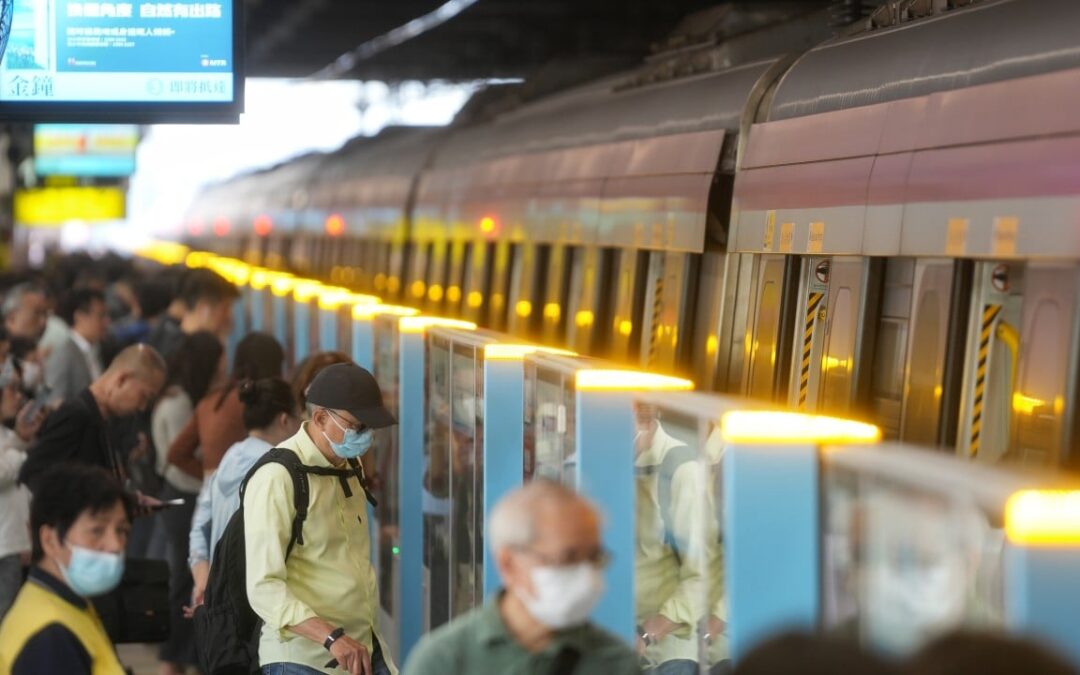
[{"left": 244, "top": 363, "right": 396, "bottom": 675}]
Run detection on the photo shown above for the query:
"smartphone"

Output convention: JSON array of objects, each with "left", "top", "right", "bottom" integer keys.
[
  {"left": 147, "top": 498, "right": 186, "bottom": 512},
  {"left": 22, "top": 386, "right": 52, "bottom": 422}
]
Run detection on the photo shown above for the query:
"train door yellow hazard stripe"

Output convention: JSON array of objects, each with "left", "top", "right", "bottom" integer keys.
[
  {"left": 798, "top": 292, "right": 824, "bottom": 408},
  {"left": 647, "top": 259, "right": 665, "bottom": 368},
  {"left": 969, "top": 304, "right": 1002, "bottom": 457}
]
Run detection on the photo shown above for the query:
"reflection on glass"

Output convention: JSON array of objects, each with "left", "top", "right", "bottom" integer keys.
[
  {"left": 423, "top": 338, "right": 451, "bottom": 631},
  {"left": 822, "top": 469, "right": 1006, "bottom": 655},
  {"left": 372, "top": 320, "right": 400, "bottom": 619},
  {"left": 449, "top": 345, "right": 480, "bottom": 617},
  {"left": 528, "top": 367, "right": 576, "bottom": 487},
  {"left": 633, "top": 404, "right": 727, "bottom": 675}
]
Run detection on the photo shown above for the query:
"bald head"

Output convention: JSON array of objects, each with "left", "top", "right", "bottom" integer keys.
[
  {"left": 490, "top": 480, "right": 600, "bottom": 553},
  {"left": 105, "top": 344, "right": 166, "bottom": 381},
  {"left": 91, "top": 344, "right": 166, "bottom": 418}
]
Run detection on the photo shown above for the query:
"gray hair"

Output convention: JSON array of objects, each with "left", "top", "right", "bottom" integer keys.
[
  {"left": 488, "top": 480, "right": 597, "bottom": 552},
  {"left": 1, "top": 282, "right": 45, "bottom": 318}
]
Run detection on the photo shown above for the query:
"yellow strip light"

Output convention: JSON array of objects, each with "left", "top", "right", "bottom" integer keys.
[
  {"left": 484, "top": 344, "right": 577, "bottom": 361},
  {"left": 399, "top": 317, "right": 477, "bottom": 334},
  {"left": 1005, "top": 490, "right": 1080, "bottom": 545},
  {"left": 271, "top": 276, "right": 298, "bottom": 297},
  {"left": 576, "top": 369, "right": 694, "bottom": 392},
  {"left": 292, "top": 281, "right": 325, "bottom": 303},
  {"left": 352, "top": 304, "right": 420, "bottom": 320},
  {"left": 720, "top": 411, "right": 881, "bottom": 445}
]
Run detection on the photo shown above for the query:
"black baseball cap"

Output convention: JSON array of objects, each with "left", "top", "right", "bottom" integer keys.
[{"left": 306, "top": 363, "right": 396, "bottom": 429}]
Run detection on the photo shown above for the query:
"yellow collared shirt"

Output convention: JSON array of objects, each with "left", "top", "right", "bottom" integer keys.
[{"left": 244, "top": 423, "right": 394, "bottom": 672}]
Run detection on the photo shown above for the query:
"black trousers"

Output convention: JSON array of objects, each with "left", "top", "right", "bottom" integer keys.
[{"left": 158, "top": 482, "right": 200, "bottom": 666}]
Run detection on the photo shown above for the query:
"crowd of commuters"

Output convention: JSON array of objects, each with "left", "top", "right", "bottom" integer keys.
[{"left": 0, "top": 251, "right": 1074, "bottom": 675}]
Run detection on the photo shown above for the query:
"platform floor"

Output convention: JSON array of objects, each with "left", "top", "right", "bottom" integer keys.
[{"left": 117, "top": 644, "right": 198, "bottom": 674}]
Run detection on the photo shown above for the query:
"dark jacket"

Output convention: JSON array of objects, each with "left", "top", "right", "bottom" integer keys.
[{"left": 18, "top": 389, "right": 119, "bottom": 492}]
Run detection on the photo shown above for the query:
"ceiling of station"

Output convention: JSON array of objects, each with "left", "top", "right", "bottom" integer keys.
[{"left": 243, "top": 0, "right": 730, "bottom": 81}]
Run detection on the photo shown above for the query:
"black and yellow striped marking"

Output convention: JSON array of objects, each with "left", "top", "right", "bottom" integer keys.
[
  {"left": 798, "top": 292, "right": 825, "bottom": 408},
  {"left": 647, "top": 260, "right": 665, "bottom": 368},
  {"left": 969, "top": 304, "right": 1002, "bottom": 457}
]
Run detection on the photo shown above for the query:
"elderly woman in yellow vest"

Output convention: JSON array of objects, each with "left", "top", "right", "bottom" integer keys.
[
  {"left": 634, "top": 404, "right": 726, "bottom": 674},
  {"left": 0, "top": 464, "right": 132, "bottom": 675}
]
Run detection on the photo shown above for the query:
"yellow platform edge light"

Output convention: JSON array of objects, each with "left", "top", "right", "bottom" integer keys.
[
  {"left": 352, "top": 304, "right": 419, "bottom": 320},
  {"left": 399, "top": 316, "right": 477, "bottom": 334},
  {"left": 484, "top": 344, "right": 577, "bottom": 361},
  {"left": 720, "top": 411, "right": 881, "bottom": 445},
  {"left": 1005, "top": 490, "right": 1080, "bottom": 546},
  {"left": 576, "top": 369, "right": 694, "bottom": 392},
  {"left": 292, "top": 280, "right": 324, "bottom": 303}
]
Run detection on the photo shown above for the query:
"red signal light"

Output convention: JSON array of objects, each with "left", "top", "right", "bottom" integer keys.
[
  {"left": 254, "top": 214, "right": 273, "bottom": 237},
  {"left": 325, "top": 213, "right": 345, "bottom": 237}
]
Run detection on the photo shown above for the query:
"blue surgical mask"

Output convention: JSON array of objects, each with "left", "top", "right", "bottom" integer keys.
[
  {"left": 323, "top": 412, "right": 373, "bottom": 459},
  {"left": 60, "top": 544, "right": 125, "bottom": 597}
]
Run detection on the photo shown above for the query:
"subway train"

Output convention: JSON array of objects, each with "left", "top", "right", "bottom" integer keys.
[{"left": 183, "top": 0, "right": 1080, "bottom": 471}]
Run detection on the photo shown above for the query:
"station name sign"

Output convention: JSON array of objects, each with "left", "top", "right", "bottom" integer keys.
[{"left": 0, "top": 0, "right": 242, "bottom": 122}]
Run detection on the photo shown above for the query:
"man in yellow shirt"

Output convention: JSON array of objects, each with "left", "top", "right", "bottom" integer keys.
[
  {"left": 0, "top": 463, "right": 131, "bottom": 675},
  {"left": 245, "top": 363, "right": 396, "bottom": 675}
]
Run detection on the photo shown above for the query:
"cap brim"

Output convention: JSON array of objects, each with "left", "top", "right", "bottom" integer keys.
[{"left": 351, "top": 405, "right": 397, "bottom": 429}]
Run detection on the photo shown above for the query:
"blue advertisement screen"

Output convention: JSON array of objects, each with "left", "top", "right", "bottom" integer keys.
[{"left": 0, "top": 0, "right": 235, "bottom": 104}]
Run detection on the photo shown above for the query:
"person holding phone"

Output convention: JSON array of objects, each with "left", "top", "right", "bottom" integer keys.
[{"left": 0, "top": 354, "right": 48, "bottom": 622}]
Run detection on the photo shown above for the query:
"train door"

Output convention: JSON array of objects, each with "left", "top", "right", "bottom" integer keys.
[
  {"left": 387, "top": 241, "right": 405, "bottom": 299},
  {"left": 540, "top": 245, "right": 572, "bottom": 345},
  {"left": 743, "top": 254, "right": 797, "bottom": 403},
  {"left": 1012, "top": 265, "right": 1080, "bottom": 466},
  {"left": 445, "top": 240, "right": 467, "bottom": 316},
  {"left": 899, "top": 260, "right": 966, "bottom": 446},
  {"left": 507, "top": 243, "right": 546, "bottom": 338},
  {"left": 407, "top": 242, "right": 431, "bottom": 306},
  {"left": 565, "top": 247, "right": 612, "bottom": 354},
  {"left": 787, "top": 256, "right": 878, "bottom": 417},
  {"left": 487, "top": 241, "right": 513, "bottom": 331},
  {"left": 425, "top": 240, "right": 449, "bottom": 312},
  {"left": 609, "top": 248, "right": 648, "bottom": 362},
  {"left": 689, "top": 251, "right": 727, "bottom": 391},
  {"left": 639, "top": 251, "right": 698, "bottom": 375},
  {"left": 958, "top": 262, "right": 1024, "bottom": 463},
  {"left": 462, "top": 241, "right": 492, "bottom": 325},
  {"left": 868, "top": 259, "right": 967, "bottom": 446}
]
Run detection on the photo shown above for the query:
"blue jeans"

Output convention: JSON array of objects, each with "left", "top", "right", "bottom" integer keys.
[{"left": 262, "top": 637, "right": 391, "bottom": 675}]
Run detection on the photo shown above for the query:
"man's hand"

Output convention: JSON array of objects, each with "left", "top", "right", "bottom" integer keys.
[
  {"left": 328, "top": 634, "right": 371, "bottom": 675},
  {"left": 639, "top": 614, "right": 681, "bottom": 651},
  {"left": 183, "top": 560, "right": 210, "bottom": 618},
  {"left": 14, "top": 402, "right": 45, "bottom": 442}
]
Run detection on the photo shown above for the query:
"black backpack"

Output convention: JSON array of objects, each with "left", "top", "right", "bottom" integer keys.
[{"left": 193, "top": 447, "right": 375, "bottom": 675}]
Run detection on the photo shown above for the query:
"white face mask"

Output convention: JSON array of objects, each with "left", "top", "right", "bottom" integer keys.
[{"left": 513, "top": 562, "right": 604, "bottom": 629}]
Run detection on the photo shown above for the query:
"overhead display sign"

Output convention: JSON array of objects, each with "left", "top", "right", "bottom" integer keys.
[
  {"left": 34, "top": 123, "right": 139, "bottom": 176},
  {"left": 14, "top": 185, "right": 126, "bottom": 226},
  {"left": 0, "top": 0, "right": 241, "bottom": 122}
]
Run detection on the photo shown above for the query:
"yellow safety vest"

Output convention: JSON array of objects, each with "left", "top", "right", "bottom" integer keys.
[{"left": 0, "top": 579, "right": 125, "bottom": 675}]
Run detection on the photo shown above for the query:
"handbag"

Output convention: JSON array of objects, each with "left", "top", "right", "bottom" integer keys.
[{"left": 92, "top": 557, "right": 171, "bottom": 644}]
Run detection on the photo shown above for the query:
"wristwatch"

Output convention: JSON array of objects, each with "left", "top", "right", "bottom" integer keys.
[{"left": 323, "top": 627, "right": 346, "bottom": 652}]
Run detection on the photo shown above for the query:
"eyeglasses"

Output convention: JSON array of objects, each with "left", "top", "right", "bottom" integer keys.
[
  {"left": 514, "top": 545, "right": 611, "bottom": 569},
  {"left": 325, "top": 409, "right": 366, "bottom": 435}
]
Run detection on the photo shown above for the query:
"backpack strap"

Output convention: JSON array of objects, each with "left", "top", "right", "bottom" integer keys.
[
  {"left": 239, "top": 447, "right": 311, "bottom": 558},
  {"left": 657, "top": 443, "right": 697, "bottom": 565},
  {"left": 302, "top": 459, "right": 378, "bottom": 508}
]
